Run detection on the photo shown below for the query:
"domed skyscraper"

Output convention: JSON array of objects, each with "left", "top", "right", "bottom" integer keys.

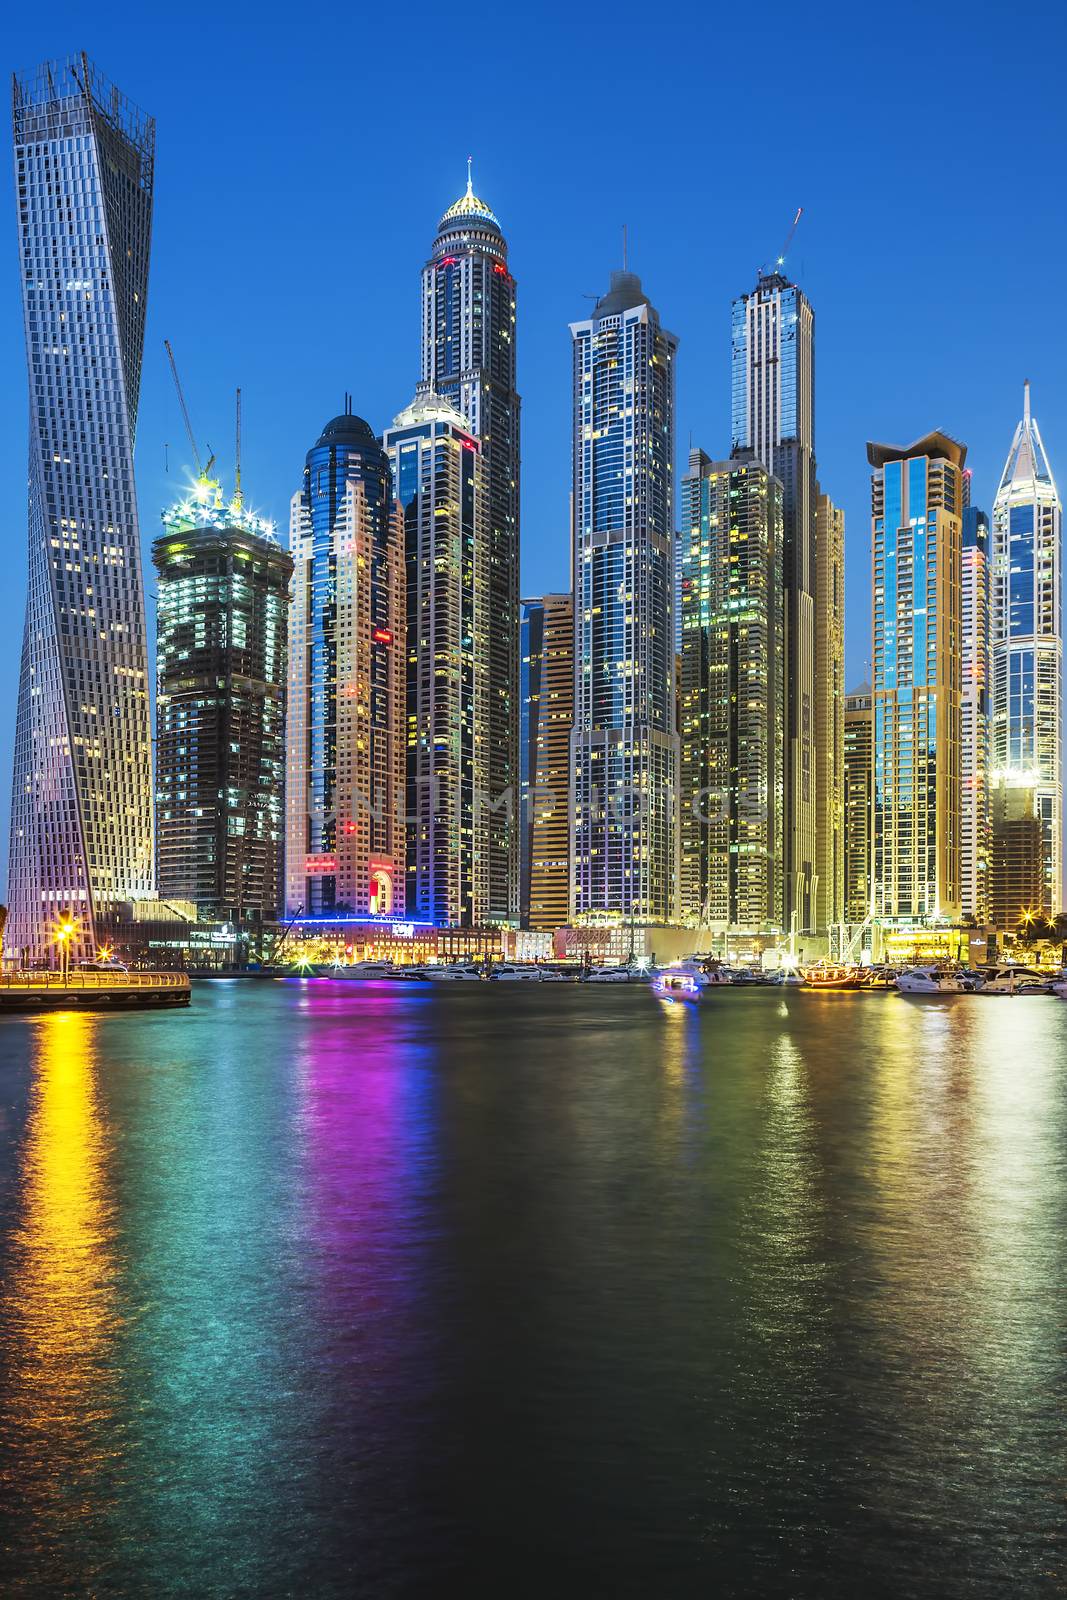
[
  {"left": 284, "top": 401, "right": 406, "bottom": 920},
  {"left": 422, "top": 163, "right": 520, "bottom": 925}
]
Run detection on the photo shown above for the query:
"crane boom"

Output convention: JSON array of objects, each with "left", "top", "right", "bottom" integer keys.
[
  {"left": 163, "top": 338, "right": 202, "bottom": 477},
  {"left": 234, "top": 387, "right": 243, "bottom": 509},
  {"left": 775, "top": 206, "right": 803, "bottom": 269}
]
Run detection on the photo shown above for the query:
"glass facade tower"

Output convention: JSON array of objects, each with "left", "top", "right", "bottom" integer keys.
[
  {"left": 285, "top": 409, "right": 405, "bottom": 920},
  {"left": 571, "top": 271, "right": 679, "bottom": 924},
  {"left": 527, "top": 593, "right": 574, "bottom": 932},
  {"left": 732, "top": 270, "right": 818, "bottom": 933},
  {"left": 961, "top": 503, "right": 991, "bottom": 921},
  {"left": 153, "top": 486, "right": 292, "bottom": 924},
  {"left": 422, "top": 170, "right": 520, "bottom": 923},
  {"left": 678, "top": 449, "right": 784, "bottom": 931},
  {"left": 868, "top": 432, "right": 964, "bottom": 925},
  {"left": 8, "top": 58, "right": 155, "bottom": 962},
  {"left": 384, "top": 385, "right": 489, "bottom": 927},
  {"left": 990, "top": 384, "right": 1061, "bottom": 912},
  {"left": 814, "top": 491, "right": 845, "bottom": 931}
]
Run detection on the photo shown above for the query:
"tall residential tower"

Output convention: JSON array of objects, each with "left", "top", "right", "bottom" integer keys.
[
  {"left": 422, "top": 167, "right": 520, "bottom": 923},
  {"left": 285, "top": 409, "right": 405, "bottom": 920},
  {"left": 571, "top": 271, "right": 678, "bottom": 924},
  {"left": 868, "top": 432, "right": 964, "bottom": 926},
  {"left": 8, "top": 58, "right": 155, "bottom": 961},
  {"left": 678, "top": 449, "right": 784, "bottom": 932},
  {"left": 990, "top": 384, "right": 1061, "bottom": 913},
  {"left": 384, "top": 385, "right": 489, "bottom": 927},
  {"left": 153, "top": 483, "right": 292, "bottom": 924},
  {"left": 961, "top": 503, "right": 991, "bottom": 921},
  {"left": 732, "top": 268, "right": 817, "bottom": 933}
]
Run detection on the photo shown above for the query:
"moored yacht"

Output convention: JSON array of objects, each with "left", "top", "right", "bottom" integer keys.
[{"left": 895, "top": 966, "right": 968, "bottom": 995}]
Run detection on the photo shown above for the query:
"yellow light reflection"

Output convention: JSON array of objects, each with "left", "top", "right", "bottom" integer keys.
[{"left": 7, "top": 1012, "right": 118, "bottom": 1514}]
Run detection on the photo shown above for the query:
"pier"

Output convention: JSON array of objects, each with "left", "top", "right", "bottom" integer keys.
[{"left": 0, "top": 971, "right": 191, "bottom": 1012}]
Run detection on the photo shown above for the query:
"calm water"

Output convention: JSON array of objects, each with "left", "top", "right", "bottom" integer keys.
[{"left": 0, "top": 982, "right": 1065, "bottom": 1597}]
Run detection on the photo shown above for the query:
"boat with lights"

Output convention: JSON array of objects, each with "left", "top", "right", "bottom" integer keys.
[{"left": 798, "top": 964, "right": 863, "bottom": 990}]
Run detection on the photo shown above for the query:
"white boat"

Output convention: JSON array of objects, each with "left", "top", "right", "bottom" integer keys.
[
  {"left": 895, "top": 966, "right": 967, "bottom": 995},
  {"left": 584, "top": 966, "right": 632, "bottom": 983},
  {"left": 975, "top": 965, "right": 1050, "bottom": 996},
  {"left": 488, "top": 963, "right": 543, "bottom": 982},
  {"left": 653, "top": 970, "right": 703, "bottom": 1002},
  {"left": 425, "top": 963, "right": 483, "bottom": 981},
  {"left": 336, "top": 960, "right": 395, "bottom": 979}
]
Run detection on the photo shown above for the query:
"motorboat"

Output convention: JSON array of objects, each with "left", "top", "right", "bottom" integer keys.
[
  {"left": 799, "top": 964, "right": 863, "bottom": 990},
  {"left": 653, "top": 970, "right": 704, "bottom": 1002},
  {"left": 974, "top": 965, "right": 1050, "bottom": 996},
  {"left": 537, "top": 966, "right": 579, "bottom": 983},
  {"left": 425, "top": 963, "right": 483, "bottom": 981},
  {"left": 895, "top": 966, "right": 968, "bottom": 995},
  {"left": 584, "top": 966, "right": 633, "bottom": 983},
  {"left": 330, "top": 960, "right": 394, "bottom": 979},
  {"left": 488, "top": 963, "right": 543, "bottom": 981}
]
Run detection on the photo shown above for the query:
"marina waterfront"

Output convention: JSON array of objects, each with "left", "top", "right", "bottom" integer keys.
[{"left": 0, "top": 983, "right": 1065, "bottom": 1596}]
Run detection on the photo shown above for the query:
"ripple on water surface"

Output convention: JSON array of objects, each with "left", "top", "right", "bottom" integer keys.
[{"left": 0, "top": 984, "right": 1064, "bottom": 1597}]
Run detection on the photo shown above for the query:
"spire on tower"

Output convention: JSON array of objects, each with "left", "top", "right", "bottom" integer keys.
[{"left": 466, "top": 154, "right": 473, "bottom": 196}]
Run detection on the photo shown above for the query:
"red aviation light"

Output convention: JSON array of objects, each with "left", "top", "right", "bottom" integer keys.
[
  {"left": 438, "top": 256, "right": 458, "bottom": 268},
  {"left": 461, "top": 438, "right": 478, "bottom": 452},
  {"left": 373, "top": 627, "right": 393, "bottom": 644},
  {"left": 492, "top": 263, "right": 508, "bottom": 276}
]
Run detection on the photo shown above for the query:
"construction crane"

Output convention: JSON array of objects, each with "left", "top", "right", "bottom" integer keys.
[
  {"left": 771, "top": 206, "right": 803, "bottom": 274},
  {"left": 163, "top": 338, "right": 215, "bottom": 481},
  {"left": 233, "top": 387, "right": 243, "bottom": 510}
]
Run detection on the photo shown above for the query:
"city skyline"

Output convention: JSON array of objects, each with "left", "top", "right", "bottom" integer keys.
[{"left": 1, "top": 12, "right": 1064, "bottom": 903}]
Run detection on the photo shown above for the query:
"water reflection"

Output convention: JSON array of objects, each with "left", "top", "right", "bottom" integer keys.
[{"left": 0, "top": 1013, "right": 120, "bottom": 1586}]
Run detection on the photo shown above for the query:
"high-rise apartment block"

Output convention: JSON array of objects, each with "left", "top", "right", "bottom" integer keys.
[
  {"left": 732, "top": 269, "right": 818, "bottom": 932},
  {"left": 384, "top": 386, "right": 489, "bottom": 927},
  {"left": 990, "top": 384, "right": 1061, "bottom": 913},
  {"left": 868, "top": 432, "right": 964, "bottom": 926},
  {"left": 8, "top": 58, "right": 155, "bottom": 961},
  {"left": 422, "top": 169, "right": 520, "bottom": 923},
  {"left": 153, "top": 485, "right": 292, "bottom": 923},
  {"left": 285, "top": 409, "right": 405, "bottom": 920},
  {"left": 519, "top": 600, "right": 545, "bottom": 926},
  {"left": 961, "top": 503, "right": 991, "bottom": 921},
  {"left": 678, "top": 449, "right": 784, "bottom": 931},
  {"left": 814, "top": 491, "right": 845, "bottom": 931},
  {"left": 843, "top": 685, "right": 873, "bottom": 925},
  {"left": 571, "top": 271, "right": 678, "bottom": 924},
  {"left": 527, "top": 593, "right": 574, "bottom": 932}
]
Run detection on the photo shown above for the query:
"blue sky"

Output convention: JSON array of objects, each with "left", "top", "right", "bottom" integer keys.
[{"left": 2, "top": 0, "right": 1065, "bottom": 889}]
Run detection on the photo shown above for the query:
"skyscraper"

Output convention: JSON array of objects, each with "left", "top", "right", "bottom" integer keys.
[
  {"left": 8, "top": 58, "right": 155, "bottom": 962},
  {"left": 990, "top": 383, "right": 1062, "bottom": 912},
  {"left": 519, "top": 599, "right": 545, "bottom": 926},
  {"left": 285, "top": 408, "right": 405, "bottom": 920},
  {"left": 868, "top": 432, "right": 964, "bottom": 926},
  {"left": 384, "top": 385, "right": 489, "bottom": 927},
  {"left": 422, "top": 166, "right": 520, "bottom": 923},
  {"left": 153, "top": 482, "right": 293, "bottom": 924},
  {"left": 814, "top": 491, "right": 845, "bottom": 931},
  {"left": 732, "top": 268, "right": 817, "bottom": 933},
  {"left": 843, "top": 685, "right": 873, "bottom": 925},
  {"left": 527, "top": 593, "right": 573, "bottom": 932},
  {"left": 571, "top": 270, "right": 678, "bottom": 924},
  {"left": 678, "top": 449, "right": 784, "bottom": 931},
  {"left": 961, "top": 503, "right": 991, "bottom": 921}
]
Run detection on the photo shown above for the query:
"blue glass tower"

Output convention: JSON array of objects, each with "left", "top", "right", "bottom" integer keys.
[
  {"left": 8, "top": 58, "right": 155, "bottom": 963},
  {"left": 285, "top": 407, "right": 406, "bottom": 919}
]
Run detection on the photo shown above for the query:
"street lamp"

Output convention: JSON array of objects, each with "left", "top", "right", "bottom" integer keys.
[{"left": 53, "top": 915, "right": 78, "bottom": 985}]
